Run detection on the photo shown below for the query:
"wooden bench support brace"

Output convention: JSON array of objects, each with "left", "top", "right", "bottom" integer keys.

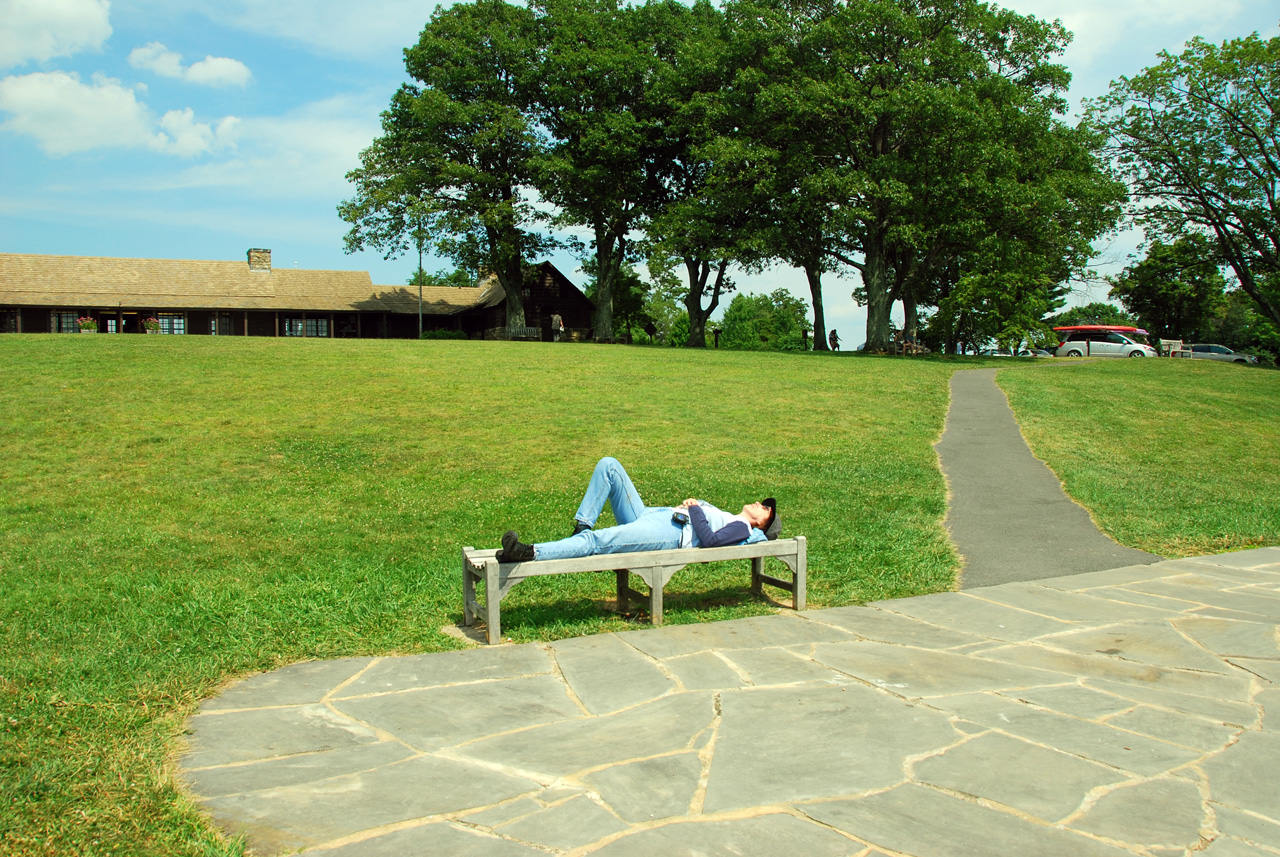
[{"left": 462, "top": 536, "right": 807, "bottom": 645}]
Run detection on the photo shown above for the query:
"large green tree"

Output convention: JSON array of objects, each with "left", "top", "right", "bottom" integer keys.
[
  {"left": 1088, "top": 30, "right": 1280, "bottom": 330},
  {"left": 903, "top": 103, "right": 1125, "bottom": 354},
  {"left": 1108, "top": 234, "right": 1227, "bottom": 342},
  {"left": 641, "top": 0, "right": 758, "bottom": 348},
  {"left": 1047, "top": 301, "right": 1137, "bottom": 328},
  {"left": 583, "top": 263, "right": 654, "bottom": 341},
  {"left": 1207, "top": 288, "right": 1279, "bottom": 359},
  {"left": 707, "top": 0, "right": 852, "bottom": 350},
  {"left": 339, "top": 0, "right": 549, "bottom": 332},
  {"left": 712, "top": 0, "right": 1112, "bottom": 352},
  {"left": 719, "top": 289, "right": 812, "bottom": 351},
  {"left": 533, "top": 0, "right": 672, "bottom": 340}
]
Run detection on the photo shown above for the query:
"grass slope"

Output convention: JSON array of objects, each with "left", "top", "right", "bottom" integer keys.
[
  {"left": 999, "top": 358, "right": 1280, "bottom": 557},
  {"left": 1, "top": 336, "right": 957, "bottom": 856}
]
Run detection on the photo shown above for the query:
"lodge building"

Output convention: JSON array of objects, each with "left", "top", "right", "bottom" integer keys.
[{"left": 0, "top": 249, "right": 593, "bottom": 341}]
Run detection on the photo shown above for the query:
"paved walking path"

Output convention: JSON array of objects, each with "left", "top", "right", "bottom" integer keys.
[
  {"left": 936, "top": 369, "right": 1161, "bottom": 589},
  {"left": 181, "top": 549, "right": 1280, "bottom": 856}
]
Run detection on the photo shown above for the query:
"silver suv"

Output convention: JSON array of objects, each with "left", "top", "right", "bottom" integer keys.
[
  {"left": 1189, "top": 344, "right": 1259, "bottom": 364},
  {"left": 1055, "top": 331, "right": 1158, "bottom": 358}
]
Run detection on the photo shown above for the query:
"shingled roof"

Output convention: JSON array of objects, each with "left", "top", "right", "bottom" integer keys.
[{"left": 0, "top": 253, "right": 502, "bottom": 315}]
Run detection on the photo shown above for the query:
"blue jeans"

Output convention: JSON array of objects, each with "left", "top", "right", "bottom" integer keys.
[{"left": 534, "top": 457, "right": 682, "bottom": 560}]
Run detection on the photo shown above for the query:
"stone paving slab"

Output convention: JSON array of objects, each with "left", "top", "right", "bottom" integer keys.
[{"left": 178, "top": 549, "right": 1280, "bottom": 856}]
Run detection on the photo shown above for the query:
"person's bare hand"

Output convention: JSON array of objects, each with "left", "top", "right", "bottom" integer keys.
[{"left": 680, "top": 498, "right": 700, "bottom": 508}]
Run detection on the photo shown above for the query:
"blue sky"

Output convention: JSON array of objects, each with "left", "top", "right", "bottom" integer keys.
[{"left": 2, "top": 0, "right": 1276, "bottom": 337}]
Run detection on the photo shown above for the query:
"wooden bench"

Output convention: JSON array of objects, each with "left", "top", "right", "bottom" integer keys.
[
  {"left": 891, "top": 331, "right": 926, "bottom": 356},
  {"left": 461, "top": 536, "right": 807, "bottom": 644}
]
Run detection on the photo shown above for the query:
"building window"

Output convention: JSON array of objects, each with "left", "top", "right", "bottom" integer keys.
[
  {"left": 157, "top": 313, "right": 185, "bottom": 335},
  {"left": 106, "top": 318, "right": 117, "bottom": 334},
  {"left": 1, "top": 310, "right": 17, "bottom": 333},
  {"left": 51, "top": 311, "right": 79, "bottom": 333},
  {"left": 284, "top": 317, "right": 327, "bottom": 337},
  {"left": 211, "top": 313, "right": 234, "bottom": 336}
]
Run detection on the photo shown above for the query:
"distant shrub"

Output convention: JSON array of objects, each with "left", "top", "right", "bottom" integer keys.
[{"left": 420, "top": 330, "right": 469, "bottom": 340}]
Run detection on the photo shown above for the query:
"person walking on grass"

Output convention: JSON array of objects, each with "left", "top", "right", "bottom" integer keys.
[{"left": 496, "top": 457, "right": 780, "bottom": 562}]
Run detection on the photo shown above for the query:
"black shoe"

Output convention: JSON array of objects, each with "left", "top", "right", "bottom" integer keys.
[
  {"left": 572, "top": 520, "right": 592, "bottom": 536},
  {"left": 497, "top": 530, "right": 534, "bottom": 563}
]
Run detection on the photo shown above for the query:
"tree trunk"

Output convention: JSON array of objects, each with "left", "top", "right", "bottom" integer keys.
[
  {"left": 683, "top": 257, "right": 727, "bottom": 348},
  {"left": 902, "top": 292, "right": 918, "bottom": 339},
  {"left": 805, "top": 263, "right": 828, "bottom": 350},
  {"left": 592, "top": 222, "right": 618, "bottom": 340},
  {"left": 490, "top": 221, "right": 525, "bottom": 334},
  {"left": 501, "top": 279, "right": 526, "bottom": 332},
  {"left": 862, "top": 229, "right": 893, "bottom": 352}
]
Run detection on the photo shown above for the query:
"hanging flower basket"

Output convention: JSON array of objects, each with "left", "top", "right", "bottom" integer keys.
[
  {"left": 78, "top": 316, "right": 98, "bottom": 332},
  {"left": 141, "top": 317, "right": 161, "bottom": 333}
]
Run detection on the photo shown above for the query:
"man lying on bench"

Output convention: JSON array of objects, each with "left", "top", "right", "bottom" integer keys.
[{"left": 495, "top": 456, "right": 781, "bottom": 563}]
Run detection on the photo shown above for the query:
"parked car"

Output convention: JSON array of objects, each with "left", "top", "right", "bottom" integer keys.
[
  {"left": 1054, "top": 329, "right": 1158, "bottom": 358},
  {"left": 1189, "top": 344, "right": 1259, "bottom": 364},
  {"left": 1017, "top": 349, "right": 1053, "bottom": 357}
]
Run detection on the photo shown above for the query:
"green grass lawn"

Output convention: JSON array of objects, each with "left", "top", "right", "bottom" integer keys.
[
  {"left": 998, "top": 357, "right": 1280, "bottom": 557},
  {"left": 1, "top": 336, "right": 961, "bottom": 856},
  {"left": 1, "top": 337, "right": 1276, "bottom": 856}
]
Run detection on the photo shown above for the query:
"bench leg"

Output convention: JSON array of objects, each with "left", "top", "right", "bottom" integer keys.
[
  {"left": 751, "top": 556, "right": 763, "bottom": 597},
  {"left": 462, "top": 547, "right": 476, "bottom": 627},
  {"left": 794, "top": 535, "right": 807, "bottom": 611},
  {"left": 650, "top": 580, "right": 663, "bottom": 626},
  {"left": 616, "top": 569, "right": 628, "bottom": 613},
  {"left": 484, "top": 558, "right": 501, "bottom": 644}
]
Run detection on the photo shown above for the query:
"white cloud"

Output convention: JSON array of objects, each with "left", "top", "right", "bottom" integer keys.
[
  {"left": 999, "top": 0, "right": 1279, "bottom": 114},
  {"left": 0, "top": 71, "right": 154, "bottom": 154},
  {"left": 106, "top": 0, "right": 430, "bottom": 61},
  {"left": 127, "top": 42, "right": 184, "bottom": 78},
  {"left": 0, "top": 70, "right": 238, "bottom": 156},
  {"left": 1004, "top": 0, "right": 1237, "bottom": 62},
  {"left": 159, "top": 108, "right": 240, "bottom": 157},
  {"left": 0, "top": 0, "right": 112, "bottom": 69},
  {"left": 199, "top": 0, "right": 433, "bottom": 61},
  {"left": 129, "top": 41, "right": 251, "bottom": 87},
  {"left": 185, "top": 55, "right": 252, "bottom": 88},
  {"left": 152, "top": 93, "right": 381, "bottom": 198}
]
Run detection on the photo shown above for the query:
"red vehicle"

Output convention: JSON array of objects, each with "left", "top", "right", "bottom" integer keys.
[{"left": 1052, "top": 325, "right": 1158, "bottom": 358}]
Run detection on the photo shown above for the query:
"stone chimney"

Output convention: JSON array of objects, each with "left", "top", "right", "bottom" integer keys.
[{"left": 247, "top": 248, "right": 272, "bottom": 271}]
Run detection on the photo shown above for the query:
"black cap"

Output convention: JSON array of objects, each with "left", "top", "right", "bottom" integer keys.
[{"left": 761, "top": 497, "right": 780, "bottom": 540}]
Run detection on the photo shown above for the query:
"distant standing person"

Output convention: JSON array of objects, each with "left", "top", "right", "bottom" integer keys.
[
  {"left": 829, "top": 329, "right": 840, "bottom": 351},
  {"left": 551, "top": 312, "right": 564, "bottom": 342}
]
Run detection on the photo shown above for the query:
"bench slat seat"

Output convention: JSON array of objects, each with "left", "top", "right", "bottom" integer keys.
[{"left": 462, "top": 536, "right": 806, "bottom": 644}]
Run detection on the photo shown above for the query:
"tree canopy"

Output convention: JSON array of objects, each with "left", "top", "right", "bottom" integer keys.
[
  {"left": 1088, "top": 30, "right": 1280, "bottom": 332},
  {"left": 1108, "top": 234, "right": 1227, "bottom": 343},
  {"left": 339, "top": 0, "right": 551, "bottom": 330},
  {"left": 1047, "top": 302, "right": 1137, "bottom": 328},
  {"left": 342, "top": 0, "right": 1126, "bottom": 347},
  {"left": 719, "top": 289, "right": 812, "bottom": 351}
]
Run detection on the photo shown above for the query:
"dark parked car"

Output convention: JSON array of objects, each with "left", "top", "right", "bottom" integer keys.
[{"left": 1189, "top": 344, "right": 1259, "bottom": 364}]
